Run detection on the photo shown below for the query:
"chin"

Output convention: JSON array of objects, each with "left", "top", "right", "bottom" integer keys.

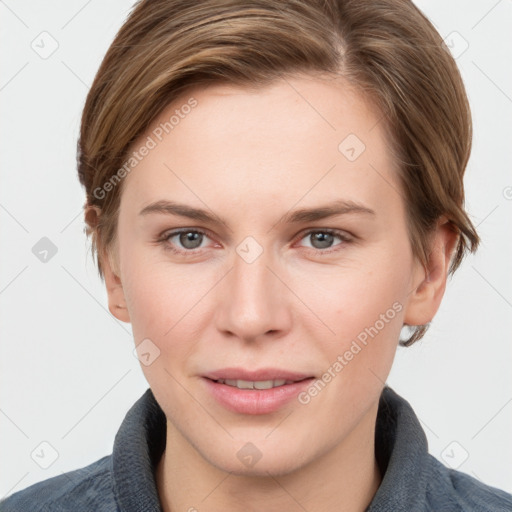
[{"left": 202, "top": 441, "right": 313, "bottom": 478}]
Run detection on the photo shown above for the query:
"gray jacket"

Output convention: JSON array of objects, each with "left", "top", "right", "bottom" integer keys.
[{"left": 1, "top": 386, "right": 511, "bottom": 511}]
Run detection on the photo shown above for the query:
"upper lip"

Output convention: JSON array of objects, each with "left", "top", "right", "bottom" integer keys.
[{"left": 203, "top": 368, "right": 314, "bottom": 382}]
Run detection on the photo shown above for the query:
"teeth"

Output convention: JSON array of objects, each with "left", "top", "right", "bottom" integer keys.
[
  {"left": 217, "top": 379, "right": 288, "bottom": 389},
  {"left": 234, "top": 379, "right": 253, "bottom": 389},
  {"left": 255, "top": 379, "right": 286, "bottom": 389}
]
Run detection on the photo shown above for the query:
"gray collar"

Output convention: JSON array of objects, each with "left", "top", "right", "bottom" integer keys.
[{"left": 111, "top": 386, "right": 429, "bottom": 512}]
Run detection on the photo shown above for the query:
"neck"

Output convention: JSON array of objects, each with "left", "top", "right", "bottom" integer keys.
[{"left": 156, "top": 400, "right": 382, "bottom": 512}]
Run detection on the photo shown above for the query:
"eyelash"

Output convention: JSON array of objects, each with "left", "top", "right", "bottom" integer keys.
[{"left": 156, "top": 228, "right": 353, "bottom": 256}]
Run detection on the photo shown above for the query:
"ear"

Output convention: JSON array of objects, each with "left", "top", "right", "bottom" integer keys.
[
  {"left": 402, "top": 216, "right": 459, "bottom": 327},
  {"left": 101, "top": 244, "right": 131, "bottom": 324},
  {"left": 85, "top": 204, "right": 131, "bottom": 324}
]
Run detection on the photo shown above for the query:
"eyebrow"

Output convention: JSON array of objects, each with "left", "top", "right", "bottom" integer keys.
[{"left": 138, "top": 199, "right": 376, "bottom": 225}]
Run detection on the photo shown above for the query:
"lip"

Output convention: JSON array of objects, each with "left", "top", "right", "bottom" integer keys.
[
  {"left": 202, "top": 367, "right": 315, "bottom": 415},
  {"left": 203, "top": 367, "right": 313, "bottom": 382}
]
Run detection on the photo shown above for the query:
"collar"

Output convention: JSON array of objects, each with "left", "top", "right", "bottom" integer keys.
[
  {"left": 366, "top": 386, "right": 429, "bottom": 511},
  {"left": 111, "top": 385, "right": 429, "bottom": 511},
  {"left": 112, "top": 388, "right": 166, "bottom": 512}
]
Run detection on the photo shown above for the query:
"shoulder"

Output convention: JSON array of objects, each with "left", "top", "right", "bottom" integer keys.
[
  {"left": 0, "top": 455, "right": 120, "bottom": 512},
  {"left": 424, "top": 453, "right": 512, "bottom": 512}
]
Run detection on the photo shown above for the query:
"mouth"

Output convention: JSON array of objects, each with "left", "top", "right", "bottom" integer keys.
[
  {"left": 201, "top": 368, "right": 315, "bottom": 414},
  {"left": 210, "top": 378, "right": 310, "bottom": 390}
]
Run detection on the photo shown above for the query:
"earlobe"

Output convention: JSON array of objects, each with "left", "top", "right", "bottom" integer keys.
[{"left": 402, "top": 217, "right": 459, "bottom": 327}]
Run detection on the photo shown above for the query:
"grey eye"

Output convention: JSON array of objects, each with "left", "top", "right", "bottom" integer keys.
[
  {"left": 309, "top": 232, "right": 335, "bottom": 249},
  {"left": 299, "top": 230, "right": 346, "bottom": 250},
  {"left": 177, "top": 231, "right": 204, "bottom": 249}
]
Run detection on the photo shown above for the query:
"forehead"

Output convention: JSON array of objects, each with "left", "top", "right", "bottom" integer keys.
[{"left": 120, "top": 76, "right": 402, "bottom": 220}]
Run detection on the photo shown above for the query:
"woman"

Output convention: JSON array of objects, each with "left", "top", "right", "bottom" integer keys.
[{"left": 2, "top": 0, "right": 511, "bottom": 510}]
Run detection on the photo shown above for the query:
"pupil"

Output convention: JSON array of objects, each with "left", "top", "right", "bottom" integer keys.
[
  {"left": 181, "top": 231, "right": 201, "bottom": 249},
  {"left": 313, "top": 232, "right": 332, "bottom": 249}
]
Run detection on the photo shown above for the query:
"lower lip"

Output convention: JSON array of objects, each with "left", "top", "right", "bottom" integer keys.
[{"left": 202, "top": 377, "right": 315, "bottom": 415}]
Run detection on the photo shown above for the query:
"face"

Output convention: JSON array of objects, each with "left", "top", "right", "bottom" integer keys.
[{"left": 103, "top": 74, "right": 450, "bottom": 476}]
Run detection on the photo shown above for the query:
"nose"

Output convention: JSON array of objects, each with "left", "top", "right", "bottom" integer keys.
[{"left": 214, "top": 244, "right": 293, "bottom": 342}]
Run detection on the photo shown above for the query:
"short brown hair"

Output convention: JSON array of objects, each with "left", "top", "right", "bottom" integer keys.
[{"left": 78, "top": 0, "right": 479, "bottom": 346}]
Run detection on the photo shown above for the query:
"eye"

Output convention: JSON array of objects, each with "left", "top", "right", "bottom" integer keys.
[
  {"left": 158, "top": 229, "right": 212, "bottom": 254},
  {"left": 297, "top": 229, "right": 352, "bottom": 253},
  {"left": 157, "top": 227, "right": 353, "bottom": 256}
]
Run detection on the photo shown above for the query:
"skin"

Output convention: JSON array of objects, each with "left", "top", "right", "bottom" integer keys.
[{"left": 97, "top": 74, "right": 457, "bottom": 512}]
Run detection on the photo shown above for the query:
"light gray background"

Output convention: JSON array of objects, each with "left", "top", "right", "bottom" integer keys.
[{"left": 1, "top": 0, "right": 511, "bottom": 499}]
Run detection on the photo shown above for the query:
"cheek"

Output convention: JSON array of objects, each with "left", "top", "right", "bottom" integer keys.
[
  {"left": 294, "top": 248, "right": 409, "bottom": 380},
  {"left": 297, "top": 255, "right": 408, "bottom": 339},
  {"left": 121, "top": 251, "right": 215, "bottom": 359}
]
